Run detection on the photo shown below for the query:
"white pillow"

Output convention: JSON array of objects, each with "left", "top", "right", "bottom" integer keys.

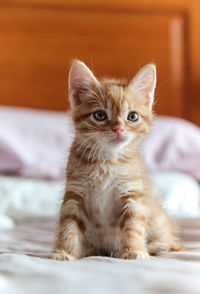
[{"left": 151, "top": 171, "right": 200, "bottom": 217}]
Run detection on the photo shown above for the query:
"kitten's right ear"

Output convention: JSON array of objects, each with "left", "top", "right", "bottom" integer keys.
[
  {"left": 68, "top": 60, "right": 99, "bottom": 106},
  {"left": 129, "top": 64, "right": 156, "bottom": 109}
]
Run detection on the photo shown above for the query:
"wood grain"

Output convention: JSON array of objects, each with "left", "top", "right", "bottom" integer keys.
[{"left": 0, "top": 0, "right": 199, "bottom": 125}]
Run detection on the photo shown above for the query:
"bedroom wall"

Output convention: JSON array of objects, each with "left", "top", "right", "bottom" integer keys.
[{"left": 0, "top": 0, "right": 200, "bottom": 125}]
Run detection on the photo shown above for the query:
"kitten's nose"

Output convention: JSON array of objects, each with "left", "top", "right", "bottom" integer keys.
[{"left": 112, "top": 125, "right": 124, "bottom": 134}]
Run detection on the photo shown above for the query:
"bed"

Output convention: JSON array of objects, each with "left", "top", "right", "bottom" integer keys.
[{"left": 0, "top": 107, "right": 200, "bottom": 294}]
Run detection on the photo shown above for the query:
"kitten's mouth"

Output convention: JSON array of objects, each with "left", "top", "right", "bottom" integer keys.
[{"left": 109, "top": 135, "right": 126, "bottom": 144}]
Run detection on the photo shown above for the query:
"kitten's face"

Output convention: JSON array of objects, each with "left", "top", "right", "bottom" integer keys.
[{"left": 68, "top": 61, "right": 156, "bottom": 156}]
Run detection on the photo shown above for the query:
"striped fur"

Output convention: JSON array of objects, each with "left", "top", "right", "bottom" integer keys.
[{"left": 51, "top": 61, "right": 184, "bottom": 261}]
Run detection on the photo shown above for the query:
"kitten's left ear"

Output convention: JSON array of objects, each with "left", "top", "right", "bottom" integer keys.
[{"left": 129, "top": 64, "right": 156, "bottom": 109}]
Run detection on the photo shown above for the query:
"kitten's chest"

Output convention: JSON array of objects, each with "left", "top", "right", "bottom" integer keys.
[
  {"left": 85, "top": 165, "right": 120, "bottom": 220},
  {"left": 82, "top": 164, "right": 142, "bottom": 251},
  {"left": 84, "top": 164, "right": 137, "bottom": 227},
  {"left": 84, "top": 166, "right": 120, "bottom": 251}
]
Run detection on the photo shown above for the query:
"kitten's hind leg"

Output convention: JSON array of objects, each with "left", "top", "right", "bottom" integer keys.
[
  {"left": 147, "top": 241, "right": 169, "bottom": 256},
  {"left": 147, "top": 239, "right": 185, "bottom": 256},
  {"left": 169, "top": 239, "right": 185, "bottom": 252}
]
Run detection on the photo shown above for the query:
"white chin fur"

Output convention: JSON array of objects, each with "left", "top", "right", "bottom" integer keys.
[{"left": 104, "top": 137, "right": 132, "bottom": 153}]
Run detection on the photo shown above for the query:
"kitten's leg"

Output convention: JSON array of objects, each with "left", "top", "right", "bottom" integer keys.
[
  {"left": 116, "top": 194, "right": 149, "bottom": 260},
  {"left": 51, "top": 191, "right": 88, "bottom": 261},
  {"left": 146, "top": 212, "right": 185, "bottom": 256},
  {"left": 147, "top": 239, "right": 185, "bottom": 256},
  {"left": 170, "top": 240, "right": 185, "bottom": 252}
]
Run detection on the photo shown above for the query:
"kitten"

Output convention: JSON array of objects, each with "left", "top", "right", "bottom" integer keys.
[{"left": 51, "top": 60, "right": 184, "bottom": 260}]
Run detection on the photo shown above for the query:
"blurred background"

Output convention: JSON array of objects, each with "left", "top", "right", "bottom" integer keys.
[{"left": 1, "top": 0, "right": 200, "bottom": 125}]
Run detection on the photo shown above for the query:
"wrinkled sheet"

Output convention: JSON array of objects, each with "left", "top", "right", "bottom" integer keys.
[{"left": 0, "top": 219, "right": 200, "bottom": 294}]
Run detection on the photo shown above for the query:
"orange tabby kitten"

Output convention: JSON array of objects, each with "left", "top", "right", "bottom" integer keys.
[{"left": 51, "top": 60, "right": 184, "bottom": 260}]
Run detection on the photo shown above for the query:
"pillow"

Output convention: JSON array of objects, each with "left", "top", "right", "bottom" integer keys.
[
  {"left": 141, "top": 116, "right": 200, "bottom": 181},
  {"left": 0, "top": 106, "right": 74, "bottom": 179},
  {"left": 151, "top": 171, "right": 200, "bottom": 217},
  {"left": 0, "top": 107, "right": 200, "bottom": 181}
]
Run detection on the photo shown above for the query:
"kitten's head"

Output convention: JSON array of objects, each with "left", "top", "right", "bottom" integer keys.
[{"left": 68, "top": 60, "right": 156, "bottom": 160}]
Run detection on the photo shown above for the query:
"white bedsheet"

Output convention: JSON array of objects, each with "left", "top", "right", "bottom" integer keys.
[
  {"left": 0, "top": 172, "right": 199, "bottom": 229},
  {"left": 0, "top": 219, "right": 200, "bottom": 294},
  {"left": 0, "top": 174, "right": 200, "bottom": 293}
]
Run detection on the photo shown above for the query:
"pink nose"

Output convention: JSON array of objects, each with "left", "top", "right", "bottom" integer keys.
[{"left": 112, "top": 125, "right": 124, "bottom": 134}]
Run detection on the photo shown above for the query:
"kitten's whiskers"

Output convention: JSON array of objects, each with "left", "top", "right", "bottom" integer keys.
[
  {"left": 82, "top": 121, "right": 99, "bottom": 130},
  {"left": 74, "top": 134, "right": 97, "bottom": 152}
]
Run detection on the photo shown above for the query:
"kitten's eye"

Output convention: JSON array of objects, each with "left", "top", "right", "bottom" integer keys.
[
  {"left": 93, "top": 111, "right": 107, "bottom": 121},
  {"left": 127, "top": 112, "right": 139, "bottom": 122}
]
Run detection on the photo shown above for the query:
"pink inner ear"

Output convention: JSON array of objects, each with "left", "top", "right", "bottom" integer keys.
[
  {"left": 129, "top": 64, "right": 156, "bottom": 108},
  {"left": 69, "top": 61, "right": 98, "bottom": 105},
  {"left": 135, "top": 70, "right": 155, "bottom": 98},
  {"left": 139, "top": 74, "right": 155, "bottom": 98},
  {"left": 71, "top": 78, "right": 91, "bottom": 105}
]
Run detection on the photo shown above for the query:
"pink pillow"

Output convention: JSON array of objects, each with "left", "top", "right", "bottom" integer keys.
[
  {"left": 0, "top": 106, "right": 74, "bottom": 179},
  {"left": 142, "top": 116, "right": 200, "bottom": 181}
]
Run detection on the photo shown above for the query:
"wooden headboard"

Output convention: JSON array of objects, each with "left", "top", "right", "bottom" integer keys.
[{"left": 1, "top": 0, "right": 200, "bottom": 125}]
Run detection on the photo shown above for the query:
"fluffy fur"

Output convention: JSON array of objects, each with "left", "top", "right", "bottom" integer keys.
[{"left": 51, "top": 60, "right": 184, "bottom": 260}]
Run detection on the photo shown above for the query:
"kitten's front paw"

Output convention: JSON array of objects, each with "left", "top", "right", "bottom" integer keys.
[
  {"left": 50, "top": 250, "right": 79, "bottom": 261},
  {"left": 117, "top": 248, "right": 150, "bottom": 260}
]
